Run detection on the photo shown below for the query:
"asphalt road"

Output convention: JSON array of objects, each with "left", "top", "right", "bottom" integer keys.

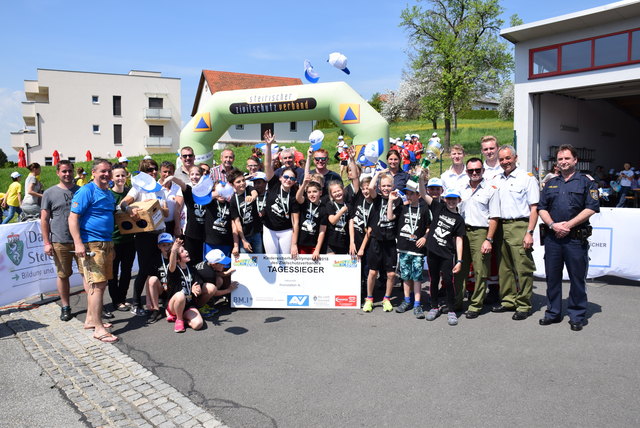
[{"left": 65, "top": 277, "right": 640, "bottom": 428}]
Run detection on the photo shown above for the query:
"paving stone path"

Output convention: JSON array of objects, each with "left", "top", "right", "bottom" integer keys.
[{"left": 1, "top": 303, "right": 225, "bottom": 428}]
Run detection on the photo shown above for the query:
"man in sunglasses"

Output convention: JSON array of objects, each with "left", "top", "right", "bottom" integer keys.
[
  {"left": 175, "top": 146, "right": 196, "bottom": 184},
  {"left": 453, "top": 158, "right": 500, "bottom": 318},
  {"left": 310, "top": 148, "right": 342, "bottom": 193},
  {"left": 274, "top": 147, "right": 304, "bottom": 185}
]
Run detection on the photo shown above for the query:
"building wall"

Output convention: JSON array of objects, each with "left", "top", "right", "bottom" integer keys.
[
  {"left": 512, "top": 16, "right": 640, "bottom": 171},
  {"left": 20, "top": 69, "right": 181, "bottom": 164},
  {"left": 196, "top": 81, "right": 315, "bottom": 143}
]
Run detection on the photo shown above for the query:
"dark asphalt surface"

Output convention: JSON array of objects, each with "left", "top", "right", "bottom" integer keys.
[{"left": 65, "top": 277, "right": 640, "bottom": 428}]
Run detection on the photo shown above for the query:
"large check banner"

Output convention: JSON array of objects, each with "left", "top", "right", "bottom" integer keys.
[{"left": 230, "top": 254, "right": 361, "bottom": 309}]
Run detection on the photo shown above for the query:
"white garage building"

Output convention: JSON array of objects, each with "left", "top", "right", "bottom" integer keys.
[{"left": 501, "top": 0, "right": 640, "bottom": 177}]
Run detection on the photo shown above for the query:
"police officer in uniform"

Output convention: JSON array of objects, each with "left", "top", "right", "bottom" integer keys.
[
  {"left": 493, "top": 145, "right": 539, "bottom": 320},
  {"left": 538, "top": 144, "right": 599, "bottom": 331}
]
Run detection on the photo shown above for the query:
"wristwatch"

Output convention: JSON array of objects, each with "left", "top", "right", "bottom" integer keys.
[
  {"left": 527, "top": 229, "right": 535, "bottom": 235},
  {"left": 485, "top": 237, "right": 494, "bottom": 244},
  {"left": 456, "top": 259, "right": 463, "bottom": 264}
]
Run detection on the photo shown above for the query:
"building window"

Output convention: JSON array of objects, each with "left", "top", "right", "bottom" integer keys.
[
  {"left": 290, "top": 121, "right": 297, "bottom": 132},
  {"left": 114, "top": 124, "right": 122, "bottom": 145},
  {"left": 92, "top": 95, "right": 99, "bottom": 104},
  {"left": 113, "top": 96, "right": 121, "bottom": 116},
  {"left": 235, "top": 124, "right": 244, "bottom": 130},
  {"left": 93, "top": 124, "right": 100, "bottom": 134},
  {"left": 149, "top": 97, "right": 163, "bottom": 108},
  {"left": 530, "top": 27, "right": 640, "bottom": 78},
  {"left": 45, "top": 157, "right": 52, "bottom": 166},
  {"left": 149, "top": 125, "right": 164, "bottom": 137}
]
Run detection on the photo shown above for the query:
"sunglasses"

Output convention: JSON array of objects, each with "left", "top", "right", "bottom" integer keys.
[
  {"left": 466, "top": 168, "right": 482, "bottom": 174},
  {"left": 146, "top": 167, "right": 158, "bottom": 172},
  {"left": 181, "top": 154, "right": 195, "bottom": 159},
  {"left": 314, "top": 157, "right": 328, "bottom": 162},
  {"left": 282, "top": 175, "right": 295, "bottom": 181}
]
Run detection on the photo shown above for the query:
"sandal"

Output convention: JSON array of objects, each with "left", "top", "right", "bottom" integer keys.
[
  {"left": 83, "top": 322, "right": 113, "bottom": 330},
  {"left": 116, "top": 303, "right": 131, "bottom": 311},
  {"left": 94, "top": 333, "right": 119, "bottom": 343}
]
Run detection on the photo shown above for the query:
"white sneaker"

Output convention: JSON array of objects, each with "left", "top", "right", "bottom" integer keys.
[{"left": 447, "top": 312, "right": 458, "bottom": 326}]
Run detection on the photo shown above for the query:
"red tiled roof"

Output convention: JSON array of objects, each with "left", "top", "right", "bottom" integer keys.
[{"left": 191, "top": 70, "right": 302, "bottom": 116}]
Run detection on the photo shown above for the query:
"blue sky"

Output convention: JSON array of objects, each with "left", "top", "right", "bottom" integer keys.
[{"left": 0, "top": 0, "right": 615, "bottom": 160}]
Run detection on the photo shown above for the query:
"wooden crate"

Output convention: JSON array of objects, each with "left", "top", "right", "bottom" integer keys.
[{"left": 115, "top": 199, "right": 164, "bottom": 234}]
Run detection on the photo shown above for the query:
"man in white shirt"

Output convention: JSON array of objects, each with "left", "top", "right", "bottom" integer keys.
[
  {"left": 480, "top": 136, "right": 502, "bottom": 182},
  {"left": 493, "top": 145, "right": 539, "bottom": 320},
  {"left": 441, "top": 144, "right": 468, "bottom": 191},
  {"left": 616, "top": 162, "right": 634, "bottom": 207},
  {"left": 454, "top": 157, "right": 500, "bottom": 317}
]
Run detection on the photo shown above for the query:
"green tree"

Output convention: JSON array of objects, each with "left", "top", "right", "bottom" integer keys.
[
  {"left": 0, "top": 148, "right": 7, "bottom": 167},
  {"left": 369, "top": 92, "right": 383, "bottom": 113},
  {"left": 400, "top": 0, "right": 514, "bottom": 150}
]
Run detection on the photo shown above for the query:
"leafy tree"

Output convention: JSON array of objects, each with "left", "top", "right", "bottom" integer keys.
[
  {"left": 400, "top": 0, "right": 514, "bottom": 149},
  {"left": 0, "top": 148, "right": 7, "bottom": 167},
  {"left": 369, "top": 93, "right": 384, "bottom": 113},
  {"left": 381, "top": 73, "right": 431, "bottom": 122},
  {"left": 498, "top": 83, "right": 514, "bottom": 120}
]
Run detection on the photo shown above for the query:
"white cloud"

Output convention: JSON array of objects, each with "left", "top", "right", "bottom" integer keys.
[{"left": 0, "top": 88, "right": 25, "bottom": 162}]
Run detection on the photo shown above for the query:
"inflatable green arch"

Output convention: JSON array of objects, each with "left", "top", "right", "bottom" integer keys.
[{"left": 180, "top": 81, "right": 389, "bottom": 162}]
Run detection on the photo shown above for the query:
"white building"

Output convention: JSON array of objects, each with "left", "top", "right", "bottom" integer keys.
[
  {"left": 501, "top": 0, "right": 640, "bottom": 175},
  {"left": 191, "top": 70, "right": 314, "bottom": 144},
  {"left": 10, "top": 69, "right": 181, "bottom": 165}
]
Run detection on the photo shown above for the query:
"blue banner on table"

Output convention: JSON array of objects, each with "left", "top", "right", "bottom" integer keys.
[{"left": 231, "top": 254, "right": 361, "bottom": 309}]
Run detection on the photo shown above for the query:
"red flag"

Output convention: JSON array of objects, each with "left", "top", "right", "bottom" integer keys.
[
  {"left": 86, "top": 150, "right": 93, "bottom": 161},
  {"left": 18, "top": 149, "right": 26, "bottom": 168},
  {"left": 53, "top": 150, "right": 60, "bottom": 166},
  {"left": 116, "top": 150, "right": 122, "bottom": 158}
]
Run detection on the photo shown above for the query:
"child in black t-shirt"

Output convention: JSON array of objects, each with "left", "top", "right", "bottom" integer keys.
[
  {"left": 228, "top": 169, "right": 263, "bottom": 256},
  {"left": 419, "top": 173, "right": 465, "bottom": 326},
  {"left": 166, "top": 238, "right": 205, "bottom": 333},
  {"left": 204, "top": 182, "right": 237, "bottom": 260},
  {"left": 145, "top": 233, "right": 174, "bottom": 324},
  {"left": 363, "top": 171, "right": 402, "bottom": 313},
  {"left": 387, "top": 181, "right": 431, "bottom": 319},
  {"left": 292, "top": 174, "right": 326, "bottom": 260},
  {"left": 324, "top": 181, "right": 351, "bottom": 254}
]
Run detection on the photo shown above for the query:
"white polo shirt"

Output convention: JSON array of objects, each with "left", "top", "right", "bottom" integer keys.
[
  {"left": 496, "top": 167, "right": 540, "bottom": 219},
  {"left": 459, "top": 179, "right": 500, "bottom": 227},
  {"left": 441, "top": 166, "right": 469, "bottom": 192},
  {"left": 482, "top": 161, "right": 502, "bottom": 182}
]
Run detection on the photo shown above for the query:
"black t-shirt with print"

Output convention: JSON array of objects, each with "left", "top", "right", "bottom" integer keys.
[
  {"left": 204, "top": 199, "right": 233, "bottom": 245},
  {"left": 350, "top": 191, "right": 374, "bottom": 247},
  {"left": 182, "top": 186, "right": 207, "bottom": 239},
  {"left": 343, "top": 183, "right": 357, "bottom": 207},
  {"left": 368, "top": 197, "right": 402, "bottom": 241},
  {"left": 230, "top": 191, "right": 262, "bottom": 237},
  {"left": 297, "top": 199, "right": 325, "bottom": 247},
  {"left": 396, "top": 202, "right": 431, "bottom": 255},
  {"left": 167, "top": 263, "right": 203, "bottom": 301},
  {"left": 426, "top": 201, "right": 466, "bottom": 258},
  {"left": 194, "top": 260, "right": 217, "bottom": 285},
  {"left": 324, "top": 200, "right": 350, "bottom": 250},
  {"left": 263, "top": 176, "right": 299, "bottom": 231}
]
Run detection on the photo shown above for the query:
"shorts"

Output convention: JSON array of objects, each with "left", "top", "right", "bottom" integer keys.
[
  {"left": 398, "top": 252, "right": 425, "bottom": 282},
  {"left": 78, "top": 242, "right": 114, "bottom": 284},
  {"left": 52, "top": 242, "right": 80, "bottom": 279},
  {"left": 367, "top": 239, "right": 397, "bottom": 273},
  {"left": 340, "top": 160, "right": 348, "bottom": 166}
]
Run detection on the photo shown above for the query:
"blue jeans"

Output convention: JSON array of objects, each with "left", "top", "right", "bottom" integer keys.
[
  {"left": 241, "top": 233, "right": 264, "bottom": 254},
  {"left": 616, "top": 186, "right": 631, "bottom": 207},
  {"left": 2, "top": 206, "right": 22, "bottom": 224}
]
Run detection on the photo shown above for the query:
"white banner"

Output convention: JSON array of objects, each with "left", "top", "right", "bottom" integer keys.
[
  {"left": 533, "top": 208, "right": 640, "bottom": 281},
  {"left": 230, "top": 254, "right": 361, "bottom": 309},
  {"left": 0, "top": 221, "right": 84, "bottom": 307}
]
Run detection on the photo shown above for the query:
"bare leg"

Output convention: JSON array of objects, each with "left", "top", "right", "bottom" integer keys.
[
  {"left": 196, "top": 283, "right": 218, "bottom": 306},
  {"left": 385, "top": 271, "right": 396, "bottom": 297},
  {"left": 88, "top": 282, "right": 112, "bottom": 339},
  {"left": 403, "top": 279, "right": 413, "bottom": 298},
  {"left": 184, "top": 307, "right": 203, "bottom": 330},
  {"left": 57, "top": 277, "right": 70, "bottom": 307},
  {"left": 169, "top": 293, "right": 186, "bottom": 320},
  {"left": 413, "top": 281, "right": 422, "bottom": 302},
  {"left": 367, "top": 270, "right": 378, "bottom": 297},
  {"left": 146, "top": 277, "right": 162, "bottom": 311}
]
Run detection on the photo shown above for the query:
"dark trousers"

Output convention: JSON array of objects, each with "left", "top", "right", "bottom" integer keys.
[
  {"left": 427, "top": 251, "right": 455, "bottom": 310},
  {"left": 184, "top": 235, "right": 204, "bottom": 267},
  {"left": 132, "top": 232, "right": 161, "bottom": 307},
  {"left": 543, "top": 235, "right": 589, "bottom": 323},
  {"left": 108, "top": 241, "right": 136, "bottom": 307}
]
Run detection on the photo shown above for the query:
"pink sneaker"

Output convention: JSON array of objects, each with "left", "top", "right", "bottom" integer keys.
[
  {"left": 174, "top": 319, "right": 186, "bottom": 333},
  {"left": 165, "top": 308, "right": 177, "bottom": 323}
]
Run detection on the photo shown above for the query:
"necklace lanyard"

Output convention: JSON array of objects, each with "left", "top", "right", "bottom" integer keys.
[
  {"left": 361, "top": 200, "right": 373, "bottom": 225},
  {"left": 407, "top": 205, "right": 419, "bottom": 235},
  {"left": 235, "top": 191, "right": 247, "bottom": 224},
  {"left": 216, "top": 200, "right": 229, "bottom": 219},
  {"left": 308, "top": 202, "right": 319, "bottom": 219},
  {"left": 176, "top": 265, "right": 192, "bottom": 296},
  {"left": 279, "top": 186, "right": 290, "bottom": 217},
  {"left": 160, "top": 256, "right": 168, "bottom": 286},
  {"left": 257, "top": 193, "right": 267, "bottom": 212},
  {"left": 334, "top": 201, "right": 346, "bottom": 222},
  {"left": 378, "top": 198, "right": 389, "bottom": 226}
]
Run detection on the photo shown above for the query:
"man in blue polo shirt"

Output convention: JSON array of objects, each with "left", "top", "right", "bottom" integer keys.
[{"left": 69, "top": 159, "right": 118, "bottom": 343}]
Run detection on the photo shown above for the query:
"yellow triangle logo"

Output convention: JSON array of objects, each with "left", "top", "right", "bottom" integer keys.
[{"left": 193, "top": 112, "right": 212, "bottom": 132}]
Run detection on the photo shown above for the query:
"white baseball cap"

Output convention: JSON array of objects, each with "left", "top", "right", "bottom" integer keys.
[
  {"left": 250, "top": 172, "right": 268, "bottom": 181},
  {"left": 205, "top": 249, "right": 231, "bottom": 266},
  {"left": 10, "top": 171, "right": 21, "bottom": 179},
  {"left": 427, "top": 178, "right": 444, "bottom": 188},
  {"left": 118, "top": 156, "right": 129, "bottom": 163},
  {"left": 157, "top": 233, "right": 174, "bottom": 244}
]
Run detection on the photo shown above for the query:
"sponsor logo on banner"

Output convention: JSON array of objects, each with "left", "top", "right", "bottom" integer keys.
[
  {"left": 287, "top": 295, "right": 310, "bottom": 306},
  {"left": 234, "top": 257, "right": 258, "bottom": 267},
  {"left": 335, "top": 295, "right": 357, "bottom": 307},
  {"left": 313, "top": 295, "right": 331, "bottom": 307},
  {"left": 589, "top": 227, "right": 613, "bottom": 268},
  {"left": 339, "top": 103, "right": 360, "bottom": 124},
  {"left": 230, "top": 98, "right": 317, "bottom": 115},
  {"left": 193, "top": 112, "right": 212, "bottom": 132},
  {"left": 232, "top": 296, "right": 253, "bottom": 306},
  {"left": 333, "top": 259, "right": 358, "bottom": 268},
  {"left": 6, "top": 233, "right": 24, "bottom": 266}
]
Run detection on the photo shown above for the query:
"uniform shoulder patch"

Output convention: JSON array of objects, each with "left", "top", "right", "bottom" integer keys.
[
  {"left": 590, "top": 189, "right": 599, "bottom": 200},
  {"left": 585, "top": 174, "right": 595, "bottom": 181}
]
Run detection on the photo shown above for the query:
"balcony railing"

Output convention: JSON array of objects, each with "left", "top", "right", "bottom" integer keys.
[
  {"left": 10, "top": 130, "right": 37, "bottom": 150},
  {"left": 22, "top": 102, "right": 36, "bottom": 126},
  {"left": 144, "top": 108, "right": 172, "bottom": 120},
  {"left": 144, "top": 136, "right": 173, "bottom": 147}
]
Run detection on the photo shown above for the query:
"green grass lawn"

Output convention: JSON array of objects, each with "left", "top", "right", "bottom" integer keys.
[{"left": 1, "top": 118, "right": 513, "bottom": 221}]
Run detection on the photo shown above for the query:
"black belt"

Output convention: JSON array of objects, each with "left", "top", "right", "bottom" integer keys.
[
  {"left": 502, "top": 218, "right": 528, "bottom": 223},
  {"left": 466, "top": 225, "right": 488, "bottom": 231}
]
